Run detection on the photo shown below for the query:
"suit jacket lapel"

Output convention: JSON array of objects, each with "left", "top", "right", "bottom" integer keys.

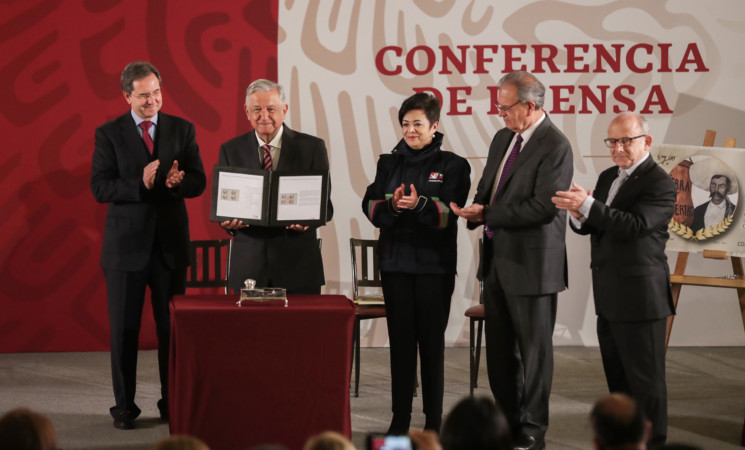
[
  {"left": 237, "top": 130, "right": 261, "bottom": 169},
  {"left": 610, "top": 156, "right": 655, "bottom": 205},
  {"left": 276, "top": 125, "right": 294, "bottom": 171},
  {"left": 481, "top": 131, "right": 512, "bottom": 200},
  {"left": 496, "top": 114, "right": 553, "bottom": 196},
  {"left": 120, "top": 113, "right": 150, "bottom": 167},
  {"left": 155, "top": 113, "right": 170, "bottom": 161}
]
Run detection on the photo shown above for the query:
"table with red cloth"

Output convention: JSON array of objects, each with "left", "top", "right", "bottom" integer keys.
[{"left": 168, "top": 294, "right": 355, "bottom": 450}]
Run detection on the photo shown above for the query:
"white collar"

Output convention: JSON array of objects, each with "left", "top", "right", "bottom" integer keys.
[{"left": 256, "top": 124, "right": 284, "bottom": 149}]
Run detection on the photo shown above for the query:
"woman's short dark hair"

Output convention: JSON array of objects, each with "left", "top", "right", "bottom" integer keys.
[
  {"left": 398, "top": 92, "right": 441, "bottom": 126},
  {"left": 121, "top": 61, "right": 161, "bottom": 94},
  {"left": 440, "top": 396, "right": 511, "bottom": 450}
]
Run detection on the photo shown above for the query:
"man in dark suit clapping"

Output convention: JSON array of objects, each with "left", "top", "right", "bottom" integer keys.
[
  {"left": 218, "top": 79, "right": 333, "bottom": 294},
  {"left": 553, "top": 112, "right": 676, "bottom": 447},
  {"left": 452, "top": 71, "right": 574, "bottom": 450},
  {"left": 91, "top": 61, "right": 206, "bottom": 429}
]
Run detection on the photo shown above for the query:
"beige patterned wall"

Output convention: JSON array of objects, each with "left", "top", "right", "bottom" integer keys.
[{"left": 278, "top": 1, "right": 745, "bottom": 347}]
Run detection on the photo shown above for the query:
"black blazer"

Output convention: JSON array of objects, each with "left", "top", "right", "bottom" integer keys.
[
  {"left": 91, "top": 111, "right": 206, "bottom": 271},
  {"left": 361, "top": 133, "right": 471, "bottom": 275},
  {"left": 218, "top": 126, "right": 333, "bottom": 292},
  {"left": 571, "top": 155, "right": 676, "bottom": 322},
  {"left": 468, "top": 114, "right": 574, "bottom": 296}
]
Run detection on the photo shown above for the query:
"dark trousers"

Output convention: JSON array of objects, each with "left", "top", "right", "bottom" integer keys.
[
  {"left": 483, "top": 270, "right": 557, "bottom": 440},
  {"left": 597, "top": 316, "right": 668, "bottom": 446},
  {"left": 381, "top": 272, "right": 454, "bottom": 419},
  {"left": 103, "top": 249, "right": 185, "bottom": 418}
]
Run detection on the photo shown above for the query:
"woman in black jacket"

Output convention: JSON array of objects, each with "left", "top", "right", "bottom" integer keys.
[{"left": 362, "top": 92, "right": 471, "bottom": 434}]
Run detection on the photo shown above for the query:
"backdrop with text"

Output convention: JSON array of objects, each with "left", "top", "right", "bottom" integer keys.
[{"left": 1, "top": 1, "right": 744, "bottom": 352}]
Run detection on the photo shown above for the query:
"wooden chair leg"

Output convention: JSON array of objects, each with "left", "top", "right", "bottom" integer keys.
[
  {"left": 354, "top": 318, "right": 361, "bottom": 398},
  {"left": 474, "top": 318, "right": 483, "bottom": 390},
  {"left": 469, "top": 317, "right": 476, "bottom": 396}
]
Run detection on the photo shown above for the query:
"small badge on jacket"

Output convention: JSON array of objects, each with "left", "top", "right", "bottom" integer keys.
[{"left": 428, "top": 172, "right": 444, "bottom": 182}]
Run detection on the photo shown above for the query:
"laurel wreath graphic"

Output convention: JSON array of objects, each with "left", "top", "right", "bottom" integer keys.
[{"left": 669, "top": 215, "right": 734, "bottom": 241}]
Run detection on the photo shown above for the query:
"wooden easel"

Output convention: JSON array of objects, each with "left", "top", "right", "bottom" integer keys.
[
  {"left": 665, "top": 130, "right": 745, "bottom": 350},
  {"left": 666, "top": 130, "right": 745, "bottom": 446},
  {"left": 665, "top": 131, "right": 745, "bottom": 447}
]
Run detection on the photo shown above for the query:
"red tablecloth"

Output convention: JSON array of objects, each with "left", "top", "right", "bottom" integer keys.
[{"left": 168, "top": 294, "right": 355, "bottom": 450}]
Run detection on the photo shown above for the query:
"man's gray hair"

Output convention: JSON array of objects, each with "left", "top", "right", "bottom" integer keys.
[
  {"left": 498, "top": 71, "right": 545, "bottom": 110},
  {"left": 615, "top": 111, "right": 650, "bottom": 135},
  {"left": 245, "top": 79, "right": 285, "bottom": 105}
]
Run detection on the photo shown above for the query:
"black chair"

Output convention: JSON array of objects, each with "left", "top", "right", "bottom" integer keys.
[
  {"left": 186, "top": 239, "right": 232, "bottom": 293},
  {"left": 349, "top": 238, "right": 387, "bottom": 397},
  {"left": 464, "top": 238, "right": 485, "bottom": 395}
]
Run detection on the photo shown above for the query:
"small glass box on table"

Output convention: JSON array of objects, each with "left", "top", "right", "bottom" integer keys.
[{"left": 237, "top": 279, "right": 288, "bottom": 307}]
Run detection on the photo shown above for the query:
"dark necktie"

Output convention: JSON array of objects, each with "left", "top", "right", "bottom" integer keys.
[
  {"left": 493, "top": 133, "right": 523, "bottom": 199},
  {"left": 262, "top": 144, "right": 273, "bottom": 170},
  {"left": 139, "top": 121, "right": 154, "bottom": 154},
  {"left": 485, "top": 134, "right": 523, "bottom": 238}
]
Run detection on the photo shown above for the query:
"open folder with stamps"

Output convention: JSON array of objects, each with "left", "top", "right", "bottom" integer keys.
[{"left": 210, "top": 165, "right": 330, "bottom": 226}]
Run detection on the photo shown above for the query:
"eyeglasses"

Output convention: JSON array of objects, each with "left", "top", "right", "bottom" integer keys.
[
  {"left": 603, "top": 135, "right": 646, "bottom": 148},
  {"left": 495, "top": 100, "right": 522, "bottom": 114},
  {"left": 248, "top": 106, "right": 281, "bottom": 115},
  {"left": 131, "top": 90, "right": 161, "bottom": 101}
]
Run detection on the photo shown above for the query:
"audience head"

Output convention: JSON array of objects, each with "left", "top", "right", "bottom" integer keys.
[
  {"left": 154, "top": 435, "right": 210, "bottom": 450},
  {"left": 302, "top": 431, "right": 355, "bottom": 450},
  {"left": 590, "top": 393, "right": 650, "bottom": 450},
  {"left": 439, "top": 396, "right": 511, "bottom": 450},
  {"left": 0, "top": 407, "right": 57, "bottom": 450}
]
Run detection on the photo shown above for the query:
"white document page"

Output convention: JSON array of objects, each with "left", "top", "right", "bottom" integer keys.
[
  {"left": 275, "top": 175, "right": 323, "bottom": 221},
  {"left": 215, "top": 171, "right": 265, "bottom": 220}
]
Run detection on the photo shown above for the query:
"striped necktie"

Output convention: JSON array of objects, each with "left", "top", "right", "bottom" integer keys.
[{"left": 262, "top": 144, "right": 272, "bottom": 170}]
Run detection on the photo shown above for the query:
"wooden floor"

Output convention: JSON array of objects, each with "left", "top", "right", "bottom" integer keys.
[{"left": 0, "top": 347, "right": 743, "bottom": 449}]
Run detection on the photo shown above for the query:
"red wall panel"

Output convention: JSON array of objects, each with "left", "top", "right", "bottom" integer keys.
[{"left": 0, "top": 0, "right": 278, "bottom": 352}]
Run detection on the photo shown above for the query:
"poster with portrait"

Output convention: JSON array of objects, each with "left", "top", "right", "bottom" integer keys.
[{"left": 650, "top": 144, "right": 744, "bottom": 256}]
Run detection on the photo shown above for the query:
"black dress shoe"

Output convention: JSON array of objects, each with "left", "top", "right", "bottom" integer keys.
[
  {"left": 113, "top": 411, "right": 135, "bottom": 430},
  {"left": 158, "top": 403, "right": 169, "bottom": 422},
  {"left": 386, "top": 413, "right": 411, "bottom": 435},
  {"left": 157, "top": 398, "right": 169, "bottom": 422},
  {"left": 423, "top": 415, "right": 441, "bottom": 434},
  {"left": 513, "top": 434, "right": 545, "bottom": 450}
]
